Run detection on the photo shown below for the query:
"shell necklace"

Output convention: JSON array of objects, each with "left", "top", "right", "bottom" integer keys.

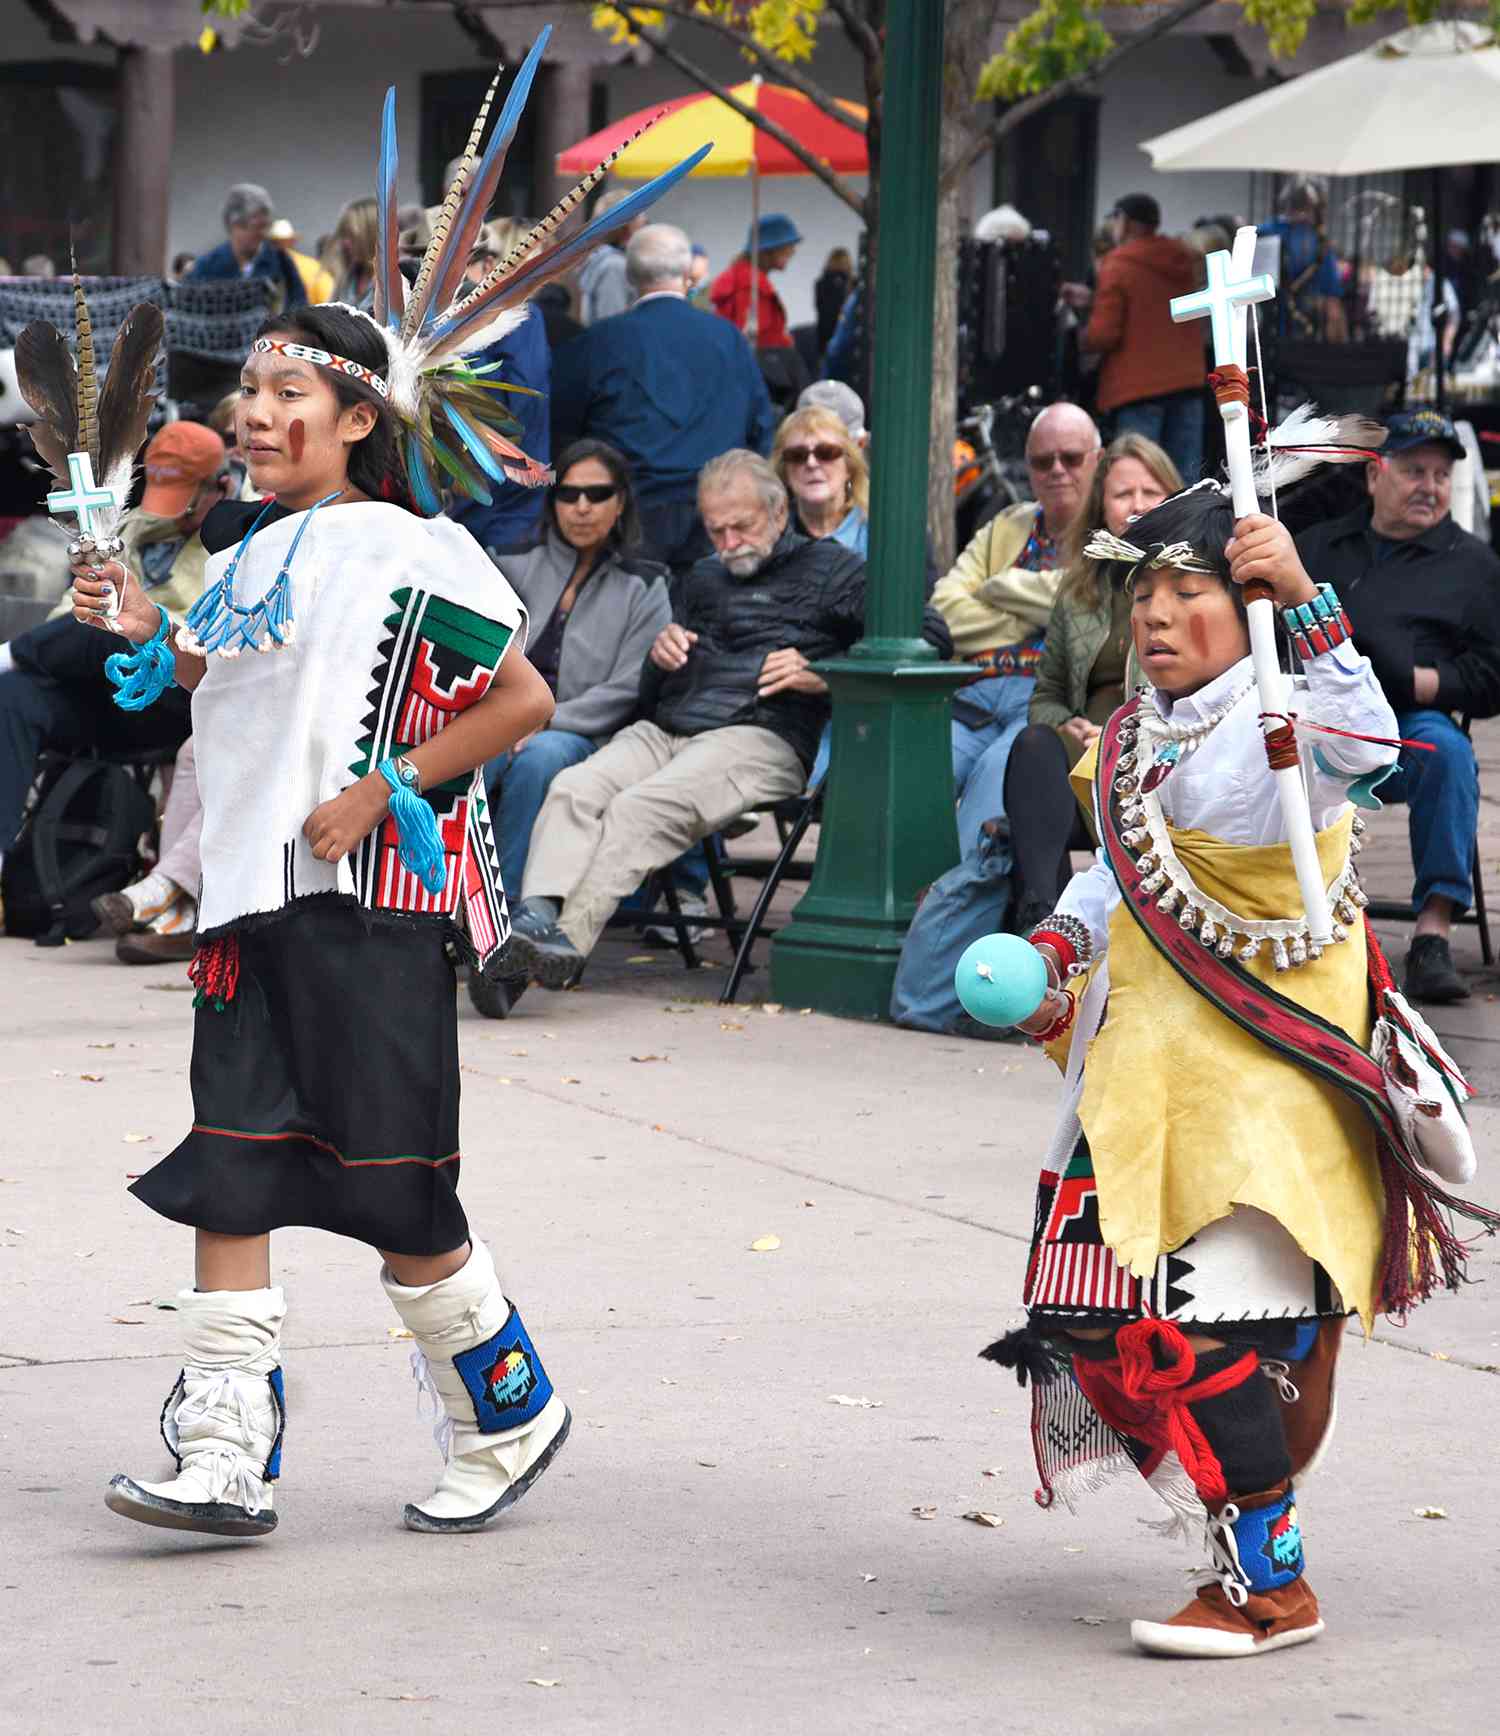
[{"left": 1113, "top": 687, "right": 1366, "bottom": 972}]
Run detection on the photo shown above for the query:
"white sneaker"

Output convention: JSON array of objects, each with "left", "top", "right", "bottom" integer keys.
[
  {"left": 383, "top": 1240, "right": 570, "bottom": 1533},
  {"left": 643, "top": 892, "right": 709, "bottom": 947},
  {"left": 147, "top": 891, "right": 197, "bottom": 936}
]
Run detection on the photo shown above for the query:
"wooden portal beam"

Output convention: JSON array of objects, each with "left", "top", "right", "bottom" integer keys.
[{"left": 111, "top": 45, "right": 174, "bottom": 275}]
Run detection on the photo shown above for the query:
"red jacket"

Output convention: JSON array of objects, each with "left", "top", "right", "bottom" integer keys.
[
  {"left": 1083, "top": 234, "right": 1205, "bottom": 412},
  {"left": 710, "top": 256, "right": 792, "bottom": 349}
]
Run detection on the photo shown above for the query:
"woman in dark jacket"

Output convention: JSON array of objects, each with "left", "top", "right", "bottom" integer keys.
[{"left": 485, "top": 440, "right": 670, "bottom": 905}]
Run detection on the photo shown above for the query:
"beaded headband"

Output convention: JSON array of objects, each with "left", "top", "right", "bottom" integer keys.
[{"left": 251, "top": 336, "right": 391, "bottom": 401}]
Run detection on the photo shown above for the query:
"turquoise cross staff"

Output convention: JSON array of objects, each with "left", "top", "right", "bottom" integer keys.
[
  {"left": 48, "top": 449, "right": 127, "bottom": 624},
  {"left": 1170, "top": 226, "right": 1332, "bottom": 947}
]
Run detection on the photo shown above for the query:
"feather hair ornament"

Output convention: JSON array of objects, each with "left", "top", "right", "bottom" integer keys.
[
  {"left": 1250, "top": 402, "right": 1387, "bottom": 494},
  {"left": 357, "top": 25, "right": 713, "bottom": 512},
  {"left": 14, "top": 275, "right": 165, "bottom": 550}
]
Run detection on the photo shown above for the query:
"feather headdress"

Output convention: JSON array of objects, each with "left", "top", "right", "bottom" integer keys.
[
  {"left": 365, "top": 24, "right": 712, "bottom": 513},
  {"left": 14, "top": 274, "right": 164, "bottom": 548}
]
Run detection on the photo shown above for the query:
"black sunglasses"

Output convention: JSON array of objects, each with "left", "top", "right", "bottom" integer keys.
[
  {"left": 782, "top": 443, "right": 845, "bottom": 467},
  {"left": 554, "top": 483, "right": 619, "bottom": 505}
]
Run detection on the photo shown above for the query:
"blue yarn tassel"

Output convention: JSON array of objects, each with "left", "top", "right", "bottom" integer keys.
[
  {"left": 377, "top": 759, "right": 447, "bottom": 894},
  {"left": 105, "top": 605, "right": 176, "bottom": 711}
]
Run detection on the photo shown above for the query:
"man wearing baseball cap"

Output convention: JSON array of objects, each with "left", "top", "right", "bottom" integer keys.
[
  {"left": 1295, "top": 408, "right": 1500, "bottom": 1003},
  {"left": 1078, "top": 192, "right": 1206, "bottom": 481}
]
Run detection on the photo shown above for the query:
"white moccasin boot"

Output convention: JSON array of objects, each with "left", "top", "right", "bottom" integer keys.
[
  {"left": 105, "top": 1285, "right": 287, "bottom": 1538},
  {"left": 382, "top": 1239, "right": 569, "bottom": 1533}
]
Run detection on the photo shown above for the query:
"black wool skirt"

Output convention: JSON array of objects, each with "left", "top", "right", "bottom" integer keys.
[{"left": 132, "top": 902, "right": 470, "bottom": 1256}]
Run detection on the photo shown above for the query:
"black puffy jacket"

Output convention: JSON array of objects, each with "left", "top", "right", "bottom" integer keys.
[{"left": 640, "top": 529, "right": 951, "bottom": 770}]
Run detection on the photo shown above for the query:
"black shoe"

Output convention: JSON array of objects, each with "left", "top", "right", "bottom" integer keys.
[
  {"left": 467, "top": 963, "right": 528, "bottom": 1020},
  {"left": 511, "top": 897, "right": 561, "bottom": 939},
  {"left": 1403, "top": 933, "right": 1470, "bottom": 1004},
  {"left": 503, "top": 922, "right": 585, "bottom": 991}
]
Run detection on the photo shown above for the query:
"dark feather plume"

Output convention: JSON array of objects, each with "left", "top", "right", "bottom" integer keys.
[
  {"left": 978, "top": 1327, "right": 1069, "bottom": 1388},
  {"left": 96, "top": 302, "right": 165, "bottom": 494},
  {"left": 13, "top": 321, "right": 79, "bottom": 486}
]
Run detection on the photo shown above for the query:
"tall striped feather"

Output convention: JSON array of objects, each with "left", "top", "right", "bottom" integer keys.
[
  {"left": 426, "top": 142, "right": 713, "bottom": 359},
  {"left": 372, "top": 87, "right": 405, "bottom": 331},
  {"left": 73, "top": 272, "right": 100, "bottom": 470},
  {"left": 417, "top": 27, "right": 551, "bottom": 333},
  {"left": 401, "top": 67, "right": 502, "bottom": 340}
]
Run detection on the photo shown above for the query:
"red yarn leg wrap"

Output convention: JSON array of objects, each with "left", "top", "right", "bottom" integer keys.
[
  {"left": 188, "top": 933, "right": 240, "bottom": 1010},
  {"left": 1070, "top": 1317, "right": 1259, "bottom": 1507}
]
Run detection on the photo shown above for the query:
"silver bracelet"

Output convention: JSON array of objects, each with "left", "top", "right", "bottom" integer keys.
[
  {"left": 1027, "top": 911, "right": 1094, "bottom": 978},
  {"left": 391, "top": 753, "right": 422, "bottom": 795}
]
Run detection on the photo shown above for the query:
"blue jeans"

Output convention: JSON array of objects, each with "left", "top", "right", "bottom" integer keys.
[
  {"left": 951, "top": 672, "right": 1036, "bottom": 858},
  {"left": 1376, "top": 709, "right": 1479, "bottom": 913},
  {"left": 486, "top": 728, "right": 597, "bottom": 897},
  {"left": 1114, "top": 391, "right": 1206, "bottom": 486}
]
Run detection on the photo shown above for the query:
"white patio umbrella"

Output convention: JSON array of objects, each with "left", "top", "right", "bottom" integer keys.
[{"left": 1141, "top": 19, "right": 1500, "bottom": 176}]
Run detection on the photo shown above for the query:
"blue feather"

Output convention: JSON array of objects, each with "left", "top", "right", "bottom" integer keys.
[
  {"left": 415, "top": 28, "right": 552, "bottom": 336},
  {"left": 374, "top": 86, "right": 404, "bottom": 332},
  {"left": 440, "top": 400, "right": 507, "bottom": 486},
  {"left": 406, "top": 441, "right": 442, "bottom": 516},
  {"left": 428, "top": 142, "right": 714, "bottom": 353}
]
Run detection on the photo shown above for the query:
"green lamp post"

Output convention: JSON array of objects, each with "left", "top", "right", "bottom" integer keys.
[{"left": 768, "top": 0, "right": 970, "bottom": 1019}]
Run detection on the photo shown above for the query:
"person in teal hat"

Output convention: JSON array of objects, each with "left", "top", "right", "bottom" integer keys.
[{"left": 710, "top": 212, "right": 802, "bottom": 350}]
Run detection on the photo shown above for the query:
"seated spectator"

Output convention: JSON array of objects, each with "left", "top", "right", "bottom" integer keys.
[
  {"left": 931, "top": 402, "right": 1101, "bottom": 856},
  {"left": 448, "top": 220, "right": 552, "bottom": 552},
  {"left": 267, "top": 217, "right": 334, "bottom": 304},
  {"left": 1295, "top": 408, "right": 1500, "bottom": 1003},
  {"left": 552, "top": 224, "right": 775, "bottom": 574},
  {"left": 91, "top": 735, "right": 201, "bottom": 964},
  {"left": 577, "top": 188, "right": 644, "bottom": 325},
  {"left": 499, "top": 449, "right": 948, "bottom": 991},
  {"left": 186, "top": 183, "right": 306, "bottom": 311},
  {"left": 0, "top": 424, "right": 229, "bottom": 876},
  {"left": 1003, "top": 433, "right": 1181, "bottom": 923},
  {"left": 329, "top": 197, "right": 378, "bottom": 310},
  {"left": 772, "top": 405, "right": 868, "bottom": 553},
  {"left": 483, "top": 439, "right": 670, "bottom": 913}
]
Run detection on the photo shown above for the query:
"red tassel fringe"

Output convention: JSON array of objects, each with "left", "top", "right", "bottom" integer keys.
[{"left": 188, "top": 933, "right": 240, "bottom": 1010}]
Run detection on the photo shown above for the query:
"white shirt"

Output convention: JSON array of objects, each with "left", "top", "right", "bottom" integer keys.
[{"left": 1057, "top": 646, "right": 1399, "bottom": 954}]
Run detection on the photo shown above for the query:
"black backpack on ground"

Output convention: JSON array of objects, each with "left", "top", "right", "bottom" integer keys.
[{"left": 1, "top": 752, "right": 154, "bottom": 945}]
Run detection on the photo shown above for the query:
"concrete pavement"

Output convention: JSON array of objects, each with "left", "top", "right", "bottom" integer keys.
[{"left": 3, "top": 877, "right": 1499, "bottom": 1735}]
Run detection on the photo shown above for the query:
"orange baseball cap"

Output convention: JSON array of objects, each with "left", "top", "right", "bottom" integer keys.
[{"left": 141, "top": 420, "right": 227, "bottom": 516}]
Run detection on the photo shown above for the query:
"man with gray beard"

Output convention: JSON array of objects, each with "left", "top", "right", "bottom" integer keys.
[{"left": 503, "top": 449, "right": 950, "bottom": 989}]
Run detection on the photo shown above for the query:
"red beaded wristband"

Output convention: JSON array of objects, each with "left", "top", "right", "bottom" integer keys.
[
  {"left": 1029, "top": 929, "right": 1076, "bottom": 978},
  {"left": 1029, "top": 989, "right": 1077, "bottom": 1045}
]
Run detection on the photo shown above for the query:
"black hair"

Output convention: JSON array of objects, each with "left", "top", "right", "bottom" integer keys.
[
  {"left": 1110, "top": 484, "right": 1252, "bottom": 624},
  {"left": 545, "top": 438, "right": 640, "bottom": 551},
  {"left": 254, "top": 302, "right": 418, "bottom": 513}
]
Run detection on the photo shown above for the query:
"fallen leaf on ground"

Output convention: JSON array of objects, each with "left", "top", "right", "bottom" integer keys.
[
  {"left": 510, "top": 1049, "right": 529, "bottom": 1057},
  {"left": 1414, "top": 1505, "right": 1448, "bottom": 1519},
  {"left": 79, "top": 1073, "right": 104, "bottom": 1083},
  {"left": 527, "top": 1679, "right": 560, "bottom": 1689},
  {"left": 911, "top": 1506, "right": 938, "bottom": 1521},
  {"left": 5, "top": 1226, "right": 25, "bottom": 1236},
  {"left": 801, "top": 1198, "right": 816, "bottom": 1207},
  {"left": 981, "top": 1466, "right": 1003, "bottom": 1478},
  {"left": 761, "top": 1002, "right": 783, "bottom": 1016},
  {"left": 697, "top": 1459, "right": 717, "bottom": 1469},
  {"left": 1073, "top": 1616, "right": 1107, "bottom": 1627},
  {"left": 962, "top": 1511, "right": 1003, "bottom": 1528},
  {"left": 749, "top": 1234, "right": 781, "bottom": 1252},
  {"left": 145, "top": 982, "right": 194, "bottom": 992},
  {"left": 387, "top": 1327, "right": 413, "bottom": 1340},
  {"left": 499, "top": 1077, "right": 513, "bottom": 1085},
  {"left": 1062, "top": 1545, "right": 1085, "bottom": 1554},
  {"left": 659, "top": 1376, "right": 676, "bottom": 1386},
  {"left": 151, "top": 1299, "right": 178, "bottom": 1310},
  {"left": 1431, "top": 1351, "right": 1451, "bottom": 1361},
  {"left": 626, "top": 955, "right": 656, "bottom": 965},
  {"left": 123, "top": 1133, "right": 149, "bottom": 1144},
  {"left": 720, "top": 1021, "right": 744, "bottom": 1032},
  {"left": 542, "top": 1032, "right": 557, "bottom": 1040},
  {"left": 87, "top": 1042, "right": 115, "bottom": 1050},
  {"left": 630, "top": 1054, "right": 667, "bottom": 1063},
  {"left": 827, "top": 1394, "right": 882, "bottom": 1408},
  {"left": 110, "top": 1317, "right": 144, "bottom": 1326},
  {"left": 861, "top": 1573, "right": 878, "bottom": 1583},
  {"left": 560, "top": 1076, "right": 581, "bottom": 1085}
]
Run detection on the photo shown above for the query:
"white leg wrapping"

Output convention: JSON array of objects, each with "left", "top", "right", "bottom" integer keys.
[
  {"left": 382, "top": 1239, "right": 568, "bottom": 1530},
  {"left": 106, "top": 1286, "right": 286, "bottom": 1536}
]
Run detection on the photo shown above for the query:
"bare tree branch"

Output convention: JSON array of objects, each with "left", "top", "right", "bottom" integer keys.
[
  {"left": 826, "top": 0, "right": 881, "bottom": 69},
  {"left": 466, "top": 0, "right": 867, "bottom": 135},
  {"left": 946, "top": 0, "right": 1218, "bottom": 190},
  {"left": 617, "top": 6, "right": 868, "bottom": 215}
]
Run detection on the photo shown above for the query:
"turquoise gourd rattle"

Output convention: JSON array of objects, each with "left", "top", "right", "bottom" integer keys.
[{"left": 953, "top": 933, "right": 1050, "bottom": 1029}]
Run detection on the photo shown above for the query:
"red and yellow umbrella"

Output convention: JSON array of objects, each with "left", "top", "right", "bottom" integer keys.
[{"left": 556, "top": 79, "right": 868, "bottom": 180}]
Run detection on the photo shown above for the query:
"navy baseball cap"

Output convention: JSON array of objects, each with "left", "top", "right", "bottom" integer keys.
[{"left": 1383, "top": 408, "right": 1464, "bottom": 460}]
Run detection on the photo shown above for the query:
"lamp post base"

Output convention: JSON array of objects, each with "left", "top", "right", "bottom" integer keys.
[{"left": 768, "top": 653, "right": 974, "bottom": 1020}]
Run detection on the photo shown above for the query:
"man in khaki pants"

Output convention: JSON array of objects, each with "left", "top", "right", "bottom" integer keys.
[{"left": 502, "top": 450, "right": 946, "bottom": 990}]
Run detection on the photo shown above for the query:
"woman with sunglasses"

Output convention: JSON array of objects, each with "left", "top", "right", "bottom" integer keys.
[
  {"left": 770, "top": 407, "right": 869, "bottom": 554},
  {"left": 476, "top": 439, "right": 670, "bottom": 1015}
]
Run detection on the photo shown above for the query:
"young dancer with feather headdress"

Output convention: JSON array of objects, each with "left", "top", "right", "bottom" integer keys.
[
  {"left": 51, "top": 26, "right": 709, "bottom": 1540},
  {"left": 978, "top": 458, "right": 1498, "bottom": 1657}
]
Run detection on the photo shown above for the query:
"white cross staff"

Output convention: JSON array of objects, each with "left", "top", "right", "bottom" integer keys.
[
  {"left": 48, "top": 449, "right": 127, "bottom": 624},
  {"left": 1171, "top": 226, "right": 1332, "bottom": 947}
]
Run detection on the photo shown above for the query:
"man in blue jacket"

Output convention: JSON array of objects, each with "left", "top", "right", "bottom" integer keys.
[
  {"left": 185, "top": 184, "right": 306, "bottom": 311},
  {"left": 551, "top": 224, "right": 776, "bottom": 573}
]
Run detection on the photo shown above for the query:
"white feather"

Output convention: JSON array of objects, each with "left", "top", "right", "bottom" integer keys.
[
  {"left": 440, "top": 303, "right": 529, "bottom": 361},
  {"left": 1253, "top": 402, "right": 1388, "bottom": 495}
]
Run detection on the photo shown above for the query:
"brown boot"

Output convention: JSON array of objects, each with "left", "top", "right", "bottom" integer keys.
[
  {"left": 116, "top": 930, "right": 196, "bottom": 965},
  {"left": 1132, "top": 1576, "right": 1323, "bottom": 1659}
]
